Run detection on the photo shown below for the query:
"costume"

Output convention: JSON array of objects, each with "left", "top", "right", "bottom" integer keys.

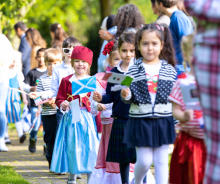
[
  {"left": 169, "top": 73, "right": 206, "bottom": 184},
  {"left": 184, "top": 1, "right": 220, "bottom": 183},
  {"left": 89, "top": 72, "right": 121, "bottom": 184},
  {"left": 50, "top": 74, "right": 99, "bottom": 174},
  {"left": 122, "top": 58, "right": 177, "bottom": 184}
]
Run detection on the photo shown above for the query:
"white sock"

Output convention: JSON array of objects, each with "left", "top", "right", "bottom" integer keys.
[
  {"left": 23, "top": 122, "right": 30, "bottom": 132},
  {"left": 87, "top": 173, "right": 92, "bottom": 183},
  {"left": 4, "top": 124, "right": 9, "bottom": 138},
  {"left": 68, "top": 174, "right": 77, "bottom": 180},
  {"left": 15, "top": 121, "right": 23, "bottom": 138},
  {"left": 135, "top": 147, "right": 153, "bottom": 184}
]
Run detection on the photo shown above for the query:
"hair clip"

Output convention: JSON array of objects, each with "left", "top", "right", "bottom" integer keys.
[
  {"left": 160, "top": 26, "right": 164, "bottom": 31},
  {"left": 155, "top": 24, "right": 161, "bottom": 30},
  {"left": 102, "top": 41, "right": 114, "bottom": 56},
  {"left": 139, "top": 24, "right": 144, "bottom": 29}
]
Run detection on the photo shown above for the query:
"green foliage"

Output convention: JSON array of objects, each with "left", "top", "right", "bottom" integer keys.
[{"left": 0, "top": 165, "right": 30, "bottom": 184}]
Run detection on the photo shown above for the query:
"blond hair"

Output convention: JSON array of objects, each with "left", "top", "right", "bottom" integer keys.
[
  {"left": 71, "top": 59, "right": 91, "bottom": 75},
  {"left": 44, "top": 48, "right": 62, "bottom": 64}
]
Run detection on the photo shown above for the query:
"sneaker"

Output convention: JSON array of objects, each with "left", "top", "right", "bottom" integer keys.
[
  {"left": 77, "top": 174, "right": 82, "bottom": 179},
  {"left": 29, "top": 138, "right": 36, "bottom": 153},
  {"left": 4, "top": 137, "right": 11, "bottom": 144},
  {"left": 19, "top": 134, "right": 26, "bottom": 144},
  {"left": 0, "top": 138, "right": 8, "bottom": 152},
  {"left": 43, "top": 144, "right": 47, "bottom": 155}
]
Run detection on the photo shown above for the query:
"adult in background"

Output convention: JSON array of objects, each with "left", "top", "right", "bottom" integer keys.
[
  {"left": 14, "top": 22, "right": 31, "bottom": 77},
  {"left": 184, "top": 1, "right": 220, "bottom": 184},
  {"left": 26, "top": 28, "right": 47, "bottom": 70},
  {"left": 50, "top": 23, "right": 68, "bottom": 53},
  {"left": 0, "top": 34, "right": 14, "bottom": 152}
]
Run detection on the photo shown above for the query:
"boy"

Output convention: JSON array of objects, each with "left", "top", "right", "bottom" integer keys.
[
  {"left": 35, "top": 48, "right": 62, "bottom": 170},
  {"left": 24, "top": 48, "right": 47, "bottom": 153},
  {"left": 155, "top": 0, "right": 193, "bottom": 73}
]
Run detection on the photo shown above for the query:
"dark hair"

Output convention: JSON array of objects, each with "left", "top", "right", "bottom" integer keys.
[
  {"left": 151, "top": 0, "right": 156, "bottom": 6},
  {"left": 114, "top": 4, "right": 145, "bottom": 37},
  {"left": 36, "top": 48, "right": 47, "bottom": 56},
  {"left": 26, "top": 28, "right": 47, "bottom": 48},
  {"left": 62, "top": 37, "right": 82, "bottom": 48},
  {"left": 107, "top": 15, "right": 116, "bottom": 30},
  {"left": 50, "top": 23, "right": 68, "bottom": 48},
  {"left": 118, "top": 31, "right": 136, "bottom": 49},
  {"left": 14, "top": 22, "right": 27, "bottom": 31},
  {"left": 135, "top": 23, "right": 176, "bottom": 67},
  {"left": 109, "top": 40, "right": 119, "bottom": 59},
  {"left": 155, "top": 0, "right": 177, "bottom": 8}
]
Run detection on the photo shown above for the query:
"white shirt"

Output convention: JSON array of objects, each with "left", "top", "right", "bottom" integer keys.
[
  {"left": 143, "top": 62, "right": 161, "bottom": 106},
  {"left": 41, "top": 62, "right": 74, "bottom": 99},
  {"left": 116, "top": 57, "right": 135, "bottom": 73}
]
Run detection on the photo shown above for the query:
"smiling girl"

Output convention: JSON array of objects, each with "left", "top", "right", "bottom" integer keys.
[
  {"left": 50, "top": 46, "right": 99, "bottom": 184},
  {"left": 121, "top": 23, "right": 177, "bottom": 184}
]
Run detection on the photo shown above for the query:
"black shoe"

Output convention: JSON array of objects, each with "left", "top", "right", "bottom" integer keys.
[
  {"left": 29, "top": 138, "right": 36, "bottom": 153},
  {"left": 43, "top": 144, "right": 47, "bottom": 155},
  {"left": 19, "top": 134, "right": 26, "bottom": 144}
]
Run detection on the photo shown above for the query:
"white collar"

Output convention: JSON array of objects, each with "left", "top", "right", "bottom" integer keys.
[
  {"left": 116, "top": 57, "right": 135, "bottom": 73},
  {"left": 62, "top": 61, "right": 72, "bottom": 68},
  {"left": 36, "top": 68, "right": 47, "bottom": 72}
]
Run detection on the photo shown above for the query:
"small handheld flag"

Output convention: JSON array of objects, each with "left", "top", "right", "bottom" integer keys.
[
  {"left": 71, "top": 76, "right": 96, "bottom": 96},
  {"left": 102, "top": 72, "right": 133, "bottom": 87}
]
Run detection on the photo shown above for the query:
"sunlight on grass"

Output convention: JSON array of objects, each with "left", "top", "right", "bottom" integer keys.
[{"left": 0, "top": 165, "right": 30, "bottom": 184}]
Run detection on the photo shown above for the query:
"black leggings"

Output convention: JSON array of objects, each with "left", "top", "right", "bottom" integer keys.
[{"left": 119, "top": 163, "right": 147, "bottom": 184}]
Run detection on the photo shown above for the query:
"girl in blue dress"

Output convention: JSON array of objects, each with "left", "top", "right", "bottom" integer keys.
[{"left": 51, "top": 46, "right": 99, "bottom": 184}]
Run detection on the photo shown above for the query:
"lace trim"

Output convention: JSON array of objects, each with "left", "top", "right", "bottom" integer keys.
[{"left": 101, "top": 118, "right": 113, "bottom": 124}]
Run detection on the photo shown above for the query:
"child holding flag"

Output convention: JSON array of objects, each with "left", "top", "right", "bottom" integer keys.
[{"left": 50, "top": 46, "right": 99, "bottom": 184}]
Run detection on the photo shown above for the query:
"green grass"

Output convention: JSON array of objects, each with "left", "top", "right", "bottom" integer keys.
[{"left": 0, "top": 165, "right": 30, "bottom": 184}]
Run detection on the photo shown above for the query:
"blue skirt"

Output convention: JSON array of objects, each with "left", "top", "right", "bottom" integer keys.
[
  {"left": 50, "top": 109, "right": 99, "bottom": 174},
  {"left": 123, "top": 116, "right": 176, "bottom": 148},
  {"left": 6, "top": 88, "right": 21, "bottom": 123}
]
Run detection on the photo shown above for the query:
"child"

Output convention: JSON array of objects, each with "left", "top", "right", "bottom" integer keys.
[
  {"left": 155, "top": 0, "right": 193, "bottom": 74},
  {"left": 5, "top": 50, "right": 28, "bottom": 144},
  {"left": 89, "top": 40, "right": 122, "bottom": 184},
  {"left": 169, "top": 34, "right": 206, "bottom": 184},
  {"left": 92, "top": 32, "right": 137, "bottom": 184},
  {"left": 121, "top": 23, "right": 177, "bottom": 184},
  {"left": 50, "top": 46, "right": 99, "bottom": 184},
  {"left": 24, "top": 48, "right": 47, "bottom": 153},
  {"left": 35, "top": 48, "right": 62, "bottom": 170}
]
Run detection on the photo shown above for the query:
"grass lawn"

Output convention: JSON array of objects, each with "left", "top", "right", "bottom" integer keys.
[{"left": 0, "top": 165, "right": 30, "bottom": 184}]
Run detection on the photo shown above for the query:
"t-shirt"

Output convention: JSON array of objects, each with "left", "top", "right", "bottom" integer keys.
[
  {"left": 169, "top": 74, "right": 204, "bottom": 139},
  {"left": 169, "top": 10, "right": 193, "bottom": 64},
  {"left": 24, "top": 68, "right": 47, "bottom": 107},
  {"left": 143, "top": 62, "right": 161, "bottom": 106},
  {"left": 37, "top": 74, "right": 57, "bottom": 115}
]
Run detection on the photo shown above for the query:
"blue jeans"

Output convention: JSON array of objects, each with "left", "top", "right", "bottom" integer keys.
[
  {"left": 30, "top": 107, "right": 41, "bottom": 139},
  {"left": 0, "top": 83, "right": 8, "bottom": 138}
]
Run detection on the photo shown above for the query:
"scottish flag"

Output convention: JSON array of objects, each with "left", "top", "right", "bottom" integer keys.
[
  {"left": 20, "top": 105, "right": 31, "bottom": 129},
  {"left": 72, "top": 76, "right": 96, "bottom": 95}
]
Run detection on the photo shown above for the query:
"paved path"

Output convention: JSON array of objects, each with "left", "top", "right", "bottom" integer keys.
[{"left": 0, "top": 127, "right": 87, "bottom": 184}]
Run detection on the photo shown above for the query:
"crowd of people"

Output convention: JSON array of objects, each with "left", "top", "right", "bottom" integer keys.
[{"left": 0, "top": 0, "right": 220, "bottom": 184}]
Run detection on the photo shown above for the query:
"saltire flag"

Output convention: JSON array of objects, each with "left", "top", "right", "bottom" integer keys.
[
  {"left": 102, "top": 72, "right": 133, "bottom": 87},
  {"left": 20, "top": 105, "right": 31, "bottom": 129},
  {"left": 71, "top": 76, "right": 96, "bottom": 95}
]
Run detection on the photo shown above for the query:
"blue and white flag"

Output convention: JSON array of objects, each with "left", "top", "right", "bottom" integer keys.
[
  {"left": 20, "top": 105, "right": 31, "bottom": 128},
  {"left": 71, "top": 76, "right": 96, "bottom": 95}
]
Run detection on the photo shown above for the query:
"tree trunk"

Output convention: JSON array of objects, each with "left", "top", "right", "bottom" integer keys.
[{"left": 100, "top": 0, "right": 111, "bottom": 23}]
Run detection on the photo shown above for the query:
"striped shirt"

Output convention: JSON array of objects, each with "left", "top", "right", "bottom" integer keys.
[
  {"left": 169, "top": 74, "right": 204, "bottom": 139},
  {"left": 37, "top": 74, "right": 57, "bottom": 115}
]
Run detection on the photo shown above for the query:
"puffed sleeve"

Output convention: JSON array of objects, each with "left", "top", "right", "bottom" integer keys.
[{"left": 55, "top": 78, "right": 68, "bottom": 109}]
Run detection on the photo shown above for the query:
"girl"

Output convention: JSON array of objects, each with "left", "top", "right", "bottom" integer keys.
[
  {"left": 50, "top": 46, "right": 99, "bottom": 184},
  {"left": 89, "top": 41, "right": 122, "bottom": 184},
  {"left": 169, "top": 34, "right": 206, "bottom": 184},
  {"left": 93, "top": 31, "right": 138, "bottom": 184},
  {"left": 5, "top": 50, "right": 28, "bottom": 144},
  {"left": 121, "top": 23, "right": 177, "bottom": 184},
  {"left": 26, "top": 28, "right": 47, "bottom": 70}
]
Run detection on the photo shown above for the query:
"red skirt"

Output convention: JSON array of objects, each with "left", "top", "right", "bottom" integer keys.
[
  {"left": 169, "top": 132, "right": 206, "bottom": 184},
  {"left": 95, "top": 112, "right": 103, "bottom": 133}
]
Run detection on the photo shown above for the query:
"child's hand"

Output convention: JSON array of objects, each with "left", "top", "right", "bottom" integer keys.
[
  {"left": 28, "top": 92, "right": 41, "bottom": 99},
  {"left": 97, "top": 103, "right": 106, "bottom": 111},
  {"left": 183, "top": 109, "right": 194, "bottom": 122},
  {"left": 93, "top": 91, "right": 102, "bottom": 102},
  {"left": 121, "top": 88, "right": 130, "bottom": 99},
  {"left": 51, "top": 103, "right": 56, "bottom": 109},
  {"left": 61, "top": 101, "right": 70, "bottom": 111},
  {"left": 35, "top": 110, "right": 41, "bottom": 117}
]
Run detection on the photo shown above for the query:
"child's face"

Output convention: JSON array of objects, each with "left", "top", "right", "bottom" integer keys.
[
  {"left": 118, "top": 42, "right": 135, "bottom": 65},
  {"left": 46, "top": 60, "right": 61, "bottom": 76},
  {"left": 63, "top": 44, "right": 80, "bottom": 63},
  {"left": 36, "top": 51, "right": 45, "bottom": 67},
  {"left": 139, "top": 31, "right": 163, "bottom": 63},
  {"left": 72, "top": 59, "right": 89, "bottom": 76},
  {"left": 108, "top": 51, "right": 121, "bottom": 67}
]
